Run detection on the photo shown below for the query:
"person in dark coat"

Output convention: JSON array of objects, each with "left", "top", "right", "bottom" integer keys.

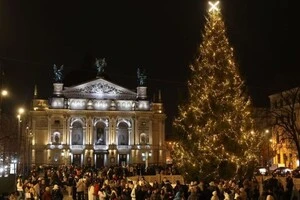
[
  {"left": 285, "top": 173, "right": 294, "bottom": 200},
  {"left": 41, "top": 187, "right": 51, "bottom": 200},
  {"left": 51, "top": 184, "right": 63, "bottom": 200},
  {"left": 187, "top": 186, "right": 199, "bottom": 200}
]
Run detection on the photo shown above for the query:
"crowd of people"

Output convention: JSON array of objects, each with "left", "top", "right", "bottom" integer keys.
[{"left": 3, "top": 164, "right": 300, "bottom": 200}]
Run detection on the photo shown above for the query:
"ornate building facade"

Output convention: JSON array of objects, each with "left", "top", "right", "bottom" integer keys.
[
  {"left": 28, "top": 68, "right": 166, "bottom": 169},
  {"left": 268, "top": 87, "right": 300, "bottom": 169}
]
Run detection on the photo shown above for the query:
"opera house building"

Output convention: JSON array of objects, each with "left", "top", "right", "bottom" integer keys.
[{"left": 28, "top": 66, "right": 166, "bottom": 169}]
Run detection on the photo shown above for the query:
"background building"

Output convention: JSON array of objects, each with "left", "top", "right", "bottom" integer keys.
[{"left": 269, "top": 87, "right": 300, "bottom": 169}]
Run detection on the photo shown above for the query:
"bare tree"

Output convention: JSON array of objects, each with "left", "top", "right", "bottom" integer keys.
[
  {"left": 269, "top": 87, "right": 300, "bottom": 166},
  {"left": 252, "top": 107, "right": 275, "bottom": 167}
]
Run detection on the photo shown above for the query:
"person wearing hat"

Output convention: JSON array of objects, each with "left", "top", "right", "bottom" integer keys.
[{"left": 51, "top": 184, "right": 63, "bottom": 200}]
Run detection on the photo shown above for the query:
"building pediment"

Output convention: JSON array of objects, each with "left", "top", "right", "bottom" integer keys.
[{"left": 62, "top": 78, "right": 137, "bottom": 100}]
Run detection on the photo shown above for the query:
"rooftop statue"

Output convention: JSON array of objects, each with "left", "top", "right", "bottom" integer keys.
[
  {"left": 95, "top": 58, "right": 107, "bottom": 78},
  {"left": 137, "top": 68, "right": 147, "bottom": 86},
  {"left": 53, "top": 64, "right": 64, "bottom": 83}
]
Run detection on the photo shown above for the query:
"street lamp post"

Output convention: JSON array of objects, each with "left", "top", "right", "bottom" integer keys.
[
  {"left": 25, "top": 126, "right": 32, "bottom": 177},
  {"left": 0, "top": 62, "right": 9, "bottom": 173},
  {"left": 0, "top": 89, "right": 8, "bottom": 132},
  {"left": 141, "top": 144, "right": 152, "bottom": 173},
  {"left": 17, "top": 108, "right": 24, "bottom": 176},
  {"left": 12, "top": 158, "right": 17, "bottom": 191},
  {"left": 263, "top": 129, "right": 270, "bottom": 167},
  {"left": 0, "top": 67, "right": 10, "bottom": 178},
  {"left": 268, "top": 139, "right": 273, "bottom": 169},
  {"left": 0, "top": 90, "right": 8, "bottom": 177},
  {"left": 143, "top": 151, "right": 152, "bottom": 171}
]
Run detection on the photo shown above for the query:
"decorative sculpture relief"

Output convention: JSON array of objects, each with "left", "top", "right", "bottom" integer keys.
[{"left": 78, "top": 83, "right": 124, "bottom": 94}]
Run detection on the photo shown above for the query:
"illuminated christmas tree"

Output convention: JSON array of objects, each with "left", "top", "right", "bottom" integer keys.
[{"left": 171, "top": 1, "right": 261, "bottom": 181}]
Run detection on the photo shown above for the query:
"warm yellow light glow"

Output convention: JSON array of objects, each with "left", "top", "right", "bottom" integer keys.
[
  {"left": 17, "top": 108, "right": 25, "bottom": 121},
  {"left": 209, "top": 1, "right": 220, "bottom": 12},
  {"left": 265, "top": 129, "right": 269, "bottom": 134},
  {"left": 1, "top": 90, "right": 8, "bottom": 96},
  {"left": 18, "top": 107, "right": 25, "bottom": 115}
]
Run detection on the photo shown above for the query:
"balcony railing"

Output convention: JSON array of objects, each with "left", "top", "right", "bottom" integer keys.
[{"left": 70, "top": 145, "right": 85, "bottom": 150}]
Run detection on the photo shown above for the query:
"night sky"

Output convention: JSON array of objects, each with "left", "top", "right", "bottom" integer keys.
[{"left": 0, "top": 1, "right": 293, "bottom": 134}]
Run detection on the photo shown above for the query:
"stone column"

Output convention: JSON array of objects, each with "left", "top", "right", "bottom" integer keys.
[
  {"left": 137, "top": 86, "right": 147, "bottom": 100},
  {"left": 110, "top": 117, "right": 116, "bottom": 144},
  {"left": 53, "top": 83, "right": 64, "bottom": 97}
]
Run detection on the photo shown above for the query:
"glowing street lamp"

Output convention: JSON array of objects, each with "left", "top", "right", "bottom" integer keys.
[
  {"left": 18, "top": 108, "right": 25, "bottom": 117},
  {"left": 17, "top": 108, "right": 25, "bottom": 124},
  {"left": 1, "top": 90, "right": 8, "bottom": 97}
]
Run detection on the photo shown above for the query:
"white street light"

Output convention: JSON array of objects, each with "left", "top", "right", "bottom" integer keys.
[{"left": 18, "top": 108, "right": 25, "bottom": 116}]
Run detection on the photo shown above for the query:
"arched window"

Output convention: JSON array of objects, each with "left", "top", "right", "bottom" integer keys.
[
  {"left": 72, "top": 121, "right": 83, "bottom": 145},
  {"left": 52, "top": 131, "right": 61, "bottom": 144},
  {"left": 117, "top": 122, "right": 129, "bottom": 145},
  {"left": 95, "top": 122, "right": 106, "bottom": 145},
  {"left": 140, "top": 133, "right": 149, "bottom": 144}
]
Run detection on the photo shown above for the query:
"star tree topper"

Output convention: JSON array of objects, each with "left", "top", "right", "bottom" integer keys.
[{"left": 209, "top": 1, "right": 220, "bottom": 12}]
